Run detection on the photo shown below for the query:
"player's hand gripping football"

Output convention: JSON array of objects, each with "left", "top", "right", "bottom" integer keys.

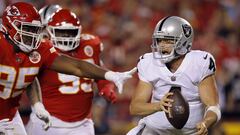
[
  {"left": 157, "top": 92, "right": 174, "bottom": 116},
  {"left": 0, "top": 118, "right": 14, "bottom": 132},
  {"left": 32, "top": 102, "right": 52, "bottom": 130},
  {"left": 105, "top": 67, "right": 137, "bottom": 94},
  {"left": 196, "top": 121, "right": 208, "bottom": 135}
]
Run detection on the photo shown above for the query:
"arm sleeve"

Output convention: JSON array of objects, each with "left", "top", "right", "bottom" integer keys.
[
  {"left": 42, "top": 45, "right": 59, "bottom": 69},
  {"left": 137, "top": 56, "right": 150, "bottom": 83},
  {"left": 200, "top": 52, "right": 216, "bottom": 81}
]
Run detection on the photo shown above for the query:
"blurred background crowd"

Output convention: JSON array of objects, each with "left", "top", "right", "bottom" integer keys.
[{"left": 1, "top": 0, "right": 240, "bottom": 134}]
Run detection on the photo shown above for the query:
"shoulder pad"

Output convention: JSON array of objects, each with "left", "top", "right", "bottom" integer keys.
[{"left": 81, "top": 34, "right": 97, "bottom": 41}]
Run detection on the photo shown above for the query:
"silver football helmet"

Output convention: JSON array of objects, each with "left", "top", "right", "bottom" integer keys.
[
  {"left": 39, "top": 4, "right": 62, "bottom": 26},
  {"left": 151, "top": 16, "right": 194, "bottom": 63}
]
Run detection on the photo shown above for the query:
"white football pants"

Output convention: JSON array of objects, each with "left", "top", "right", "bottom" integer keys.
[{"left": 26, "top": 113, "right": 94, "bottom": 135}]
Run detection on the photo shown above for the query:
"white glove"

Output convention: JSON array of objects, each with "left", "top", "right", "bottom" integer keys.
[
  {"left": 105, "top": 67, "right": 137, "bottom": 94},
  {"left": 32, "top": 102, "right": 52, "bottom": 130},
  {"left": 0, "top": 118, "right": 14, "bottom": 132}
]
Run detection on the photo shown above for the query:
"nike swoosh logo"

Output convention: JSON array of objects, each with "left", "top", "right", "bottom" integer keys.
[{"left": 203, "top": 54, "right": 208, "bottom": 59}]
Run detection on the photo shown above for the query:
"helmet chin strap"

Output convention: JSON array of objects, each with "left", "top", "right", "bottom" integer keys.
[
  {"left": 161, "top": 51, "right": 181, "bottom": 64},
  {"left": 161, "top": 56, "right": 174, "bottom": 63},
  {"left": 18, "top": 44, "right": 32, "bottom": 53}
]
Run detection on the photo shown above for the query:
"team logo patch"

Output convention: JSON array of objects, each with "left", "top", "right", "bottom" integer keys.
[
  {"left": 6, "top": 6, "right": 20, "bottom": 16},
  {"left": 29, "top": 51, "right": 41, "bottom": 63},
  {"left": 171, "top": 76, "right": 176, "bottom": 81},
  {"left": 84, "top": 46, "right": 93, "bottom": 57},
  {"left": 182, "top": 24, "right": 192, "bottom": 38}
]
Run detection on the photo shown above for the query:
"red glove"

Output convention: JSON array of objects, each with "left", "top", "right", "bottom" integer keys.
[{"left": 97, "top": 80, "right": 117, "bottom": 104}]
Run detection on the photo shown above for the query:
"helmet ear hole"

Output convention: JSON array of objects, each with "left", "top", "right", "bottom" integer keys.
[{"left": 175, "top": 41, "right": 189, "bottom": 55}]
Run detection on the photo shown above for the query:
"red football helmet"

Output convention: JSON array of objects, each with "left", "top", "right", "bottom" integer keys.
[
  {"left": 47, "top": 9, "right": 82, "bottom": 51},
  {"left": 1, "top": 2, "right": 43, "bottom": 53}
]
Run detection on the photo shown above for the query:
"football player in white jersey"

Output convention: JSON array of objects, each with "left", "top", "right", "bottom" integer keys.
[{"left": 127, "top": 16, "right": 220, "bottom": 135}]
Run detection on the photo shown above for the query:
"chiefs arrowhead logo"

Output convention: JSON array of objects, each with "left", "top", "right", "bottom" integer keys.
[
  {"left": 182, "top": 24, "right": 192, "bottom": 38},
  {"left": 6, "top": 6, "right": 20, "bottom": 16}
]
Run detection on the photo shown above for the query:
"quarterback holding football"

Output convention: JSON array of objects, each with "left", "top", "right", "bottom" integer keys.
[{"left": 127, "top": 16, "right": 220, "bottom": 135}]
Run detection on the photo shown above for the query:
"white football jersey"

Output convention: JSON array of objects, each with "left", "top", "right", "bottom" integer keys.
[{"left": 137, "top": 50, "right": 216, "bottom": 130}]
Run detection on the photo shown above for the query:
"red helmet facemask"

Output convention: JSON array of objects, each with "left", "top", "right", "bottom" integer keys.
[
  {"left": 1, "top": 2, "right": 43, "bottom": 53},
  {"left": 47, "top": 9, "right": 82, "bottom": 51}
]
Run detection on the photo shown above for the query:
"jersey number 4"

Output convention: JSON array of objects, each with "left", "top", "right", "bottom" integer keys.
[{"left": 208, "top": 57, "right": 216, "bottom": 72}]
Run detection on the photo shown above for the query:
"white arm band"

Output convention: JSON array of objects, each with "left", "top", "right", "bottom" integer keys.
[{"left": 205, "top": 105, "right": 221, "bottom": 122}]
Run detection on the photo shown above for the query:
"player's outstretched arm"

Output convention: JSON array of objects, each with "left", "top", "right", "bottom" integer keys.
[
  {"left": 50, "top": 54, "right": 136, "bottom": 93},
  {"left": 26, "top": 78, "right": 41, "bottom": 105},
  {"left": 50, "top": 54, "right": 106, "bottom": 79},
  {"left": 196, "top": 74, "right": 221, "bottom": 135}
]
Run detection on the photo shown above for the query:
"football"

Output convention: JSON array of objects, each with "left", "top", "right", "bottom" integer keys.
[{"left": 165, "top": 86, "right": 189, "bottom": 129}]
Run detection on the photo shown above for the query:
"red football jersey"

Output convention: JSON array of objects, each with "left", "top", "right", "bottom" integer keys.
[
  {"left": 38, "top": 34, "right": 103, "bottom": 122},
  {"left": 0, "top": 32, "right": 59, "bottom": 120}
]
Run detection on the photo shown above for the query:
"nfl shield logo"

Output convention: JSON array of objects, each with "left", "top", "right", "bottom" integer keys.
[
  {"left": 29, "top": 51, "right": 41, "bottom": 63},
  {"left": 84, "top": 46, "right": 93, "bottom": 57}
]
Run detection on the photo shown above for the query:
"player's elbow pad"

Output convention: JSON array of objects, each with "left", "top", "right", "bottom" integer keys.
[{"left": 205, "top": 105, "right": 221, "bottom": 123}]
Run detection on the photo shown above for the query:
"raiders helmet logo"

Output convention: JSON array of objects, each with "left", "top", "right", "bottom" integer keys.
[
  {"left": 6, "top": 6, "right": 20, "bottom": 16},
  {"left": 182, "top": 24, "right": 192, "bottom": 38}
]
